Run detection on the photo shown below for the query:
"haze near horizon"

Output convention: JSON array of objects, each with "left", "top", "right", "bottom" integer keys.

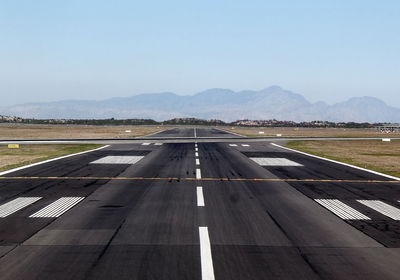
[{"left": 0, "top": 0, "right": 399, "bottom": 107}]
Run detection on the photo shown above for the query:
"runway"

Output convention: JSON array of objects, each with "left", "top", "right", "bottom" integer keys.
[{"left": 0, "top": 128, "right": 399, "bottom": 279}]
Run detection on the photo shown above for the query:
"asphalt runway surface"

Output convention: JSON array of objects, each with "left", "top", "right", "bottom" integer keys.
[{"left": 0, "top": 128, "right": 400, "bottom": 279}]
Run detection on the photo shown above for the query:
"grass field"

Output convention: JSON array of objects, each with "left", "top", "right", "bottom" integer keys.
[
  {"left": 220, "top": 126, "right": 395, "bottom": 138},
  {"left": 0, "top": 144, "right": 103, "bottom": 172},
  {"left": 0, "top": 124, "right": 172, "bottom": 140},
  {"left": 285, "top": 140, "right": 400, "bottom": 178}
]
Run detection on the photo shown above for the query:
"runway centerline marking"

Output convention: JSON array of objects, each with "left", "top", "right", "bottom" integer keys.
[
  {"left": 196, "top": 158, "right": 200, "bottom": 165},
  {"left": 197, "top": 186, "right": 205, "bottom": 207},
  {"left": 0, "top": 176, "right": 399, "bottom": 184},
  {"left": 199, "top": 227, "right": 215, "bottom": 280},
  {"left": 196, "top": 169, "right": 202, "bottom": 179},
  {"left": 195, "top": 152, "right": 199, "bottom": 157}
]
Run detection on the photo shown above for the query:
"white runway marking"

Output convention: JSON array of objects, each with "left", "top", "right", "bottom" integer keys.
[
  {"left": 0, "top": 145, "right": 109, "bottom": 177},
  {"left": 357, "top": 200, "right": 400, "bottom": 220},
  {"left": 30, "top": 197, "right": 85, "bottom": 218},
  {"left": 196, "top": 169, "right": 202, "bottom": 179},
  {"left": 229, "top": 144, "right": 238, "bottom": 147},
  {"left": 141, "top": 142, "right": 151, "bottom": 146},
  {"left": 315, "top": 199, "right": 370, "bottom": 220},
  {"left": 0, "top": 197, "right": 42, "bottom": 218},
  {"left": 196, "top": 158, "right": 200, "bottom": 165},
  {"left": 197, "top": 187, "right": 205, "bottom": 207},
  {"left": 199, "top": 227, "right": 215, "bottom": 280},
  {"left": 241, "top": 144, "right": 250, "bottom": 147},
  {"left": 195, "top": 152, "right": 199, "bottom": 157},
  {"left": 250, "top": 157, "right": 303, "bottom": 166},
  {"left": 90, "top": 156, "right": 144, "bottom": 164},
  {"left": 154, "top": 143, "right": 163, "bottom": 146},
  {"left": 271, "top": 143, "right": 400, "bottom": 181}
]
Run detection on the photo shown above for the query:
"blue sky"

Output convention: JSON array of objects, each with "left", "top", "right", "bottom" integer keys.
[{"left": 0, "top": 0, "right": 399, "bottom": 107}]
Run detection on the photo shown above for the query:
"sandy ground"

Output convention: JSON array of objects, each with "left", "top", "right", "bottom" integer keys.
[
  {"left": 286, "top": 140, "right": 400, "bottom": 177},
  {"left": 0, "top": 124, "right": 173, "bottom": 139},
  {"left": 221, "top": 126, "right": 396, "bottom": 138}
]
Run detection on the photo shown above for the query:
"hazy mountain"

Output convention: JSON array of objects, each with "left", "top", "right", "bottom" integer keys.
[{"left": 1, "top": 86, "right": 399, "bottom": 122}]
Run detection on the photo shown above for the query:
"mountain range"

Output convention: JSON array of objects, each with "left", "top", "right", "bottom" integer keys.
[{"left": 1, "top": 86, "right": 399, "bottom": 122}]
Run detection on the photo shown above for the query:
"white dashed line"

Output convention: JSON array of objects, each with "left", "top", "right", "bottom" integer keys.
[
  {"left": 196, "top": 158, "right": 200, "bottom": 166},
  {"left": 90, "top": 156, "right": 144, "bottom": 164},
  {"left": 195, "top": 147, "right": 198, "bottom": 152},
  {"left": 250, "top": 157, "right": 303, "bottom": 166},
  {"left": 197, "top": 187, "right": 205, "bottom": 207},
  {"left": 154, "top": 143, "right": 163, "bottom": 146},
  {"left": 29, "top": 197, "right": 85, "bottom": 218},
  {"left": 199, "top": 227, "right": 215, "bottom": 280},
  {"left": 229, "top": 144, "right": 238, "bottom": 147},
  {"left": 241, "top": 144, "right": 250, "bottom": 147},
  {"left": 195, "top": 152, "right": 199, "bottom": 157},
  {"left": 196, "top": 169, "right": 202, "bottom": 179},
  {"left": 141, "top": 143, "right": 151, "bottom": 146},
  {"left": 315, "top": 199, "right": 370, "bottom": 220},
  {"left": 357, "top": 200, "right": 400, "bottom": 220},
  {"left": 0, "top": 197, "right": 42, "bottom": 218}
]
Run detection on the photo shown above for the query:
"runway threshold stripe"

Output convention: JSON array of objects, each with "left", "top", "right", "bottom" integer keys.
[
  {"left": 315, "top": 199, "right": 370, "bottom": 220},
  {"left": 29, "top": 197, "right": 84, "bottom": 218},
  {"left": 196, "top": 169, "right": 202, "bottom": 179},
  {"left": 357, "top": 200, "right": 400, "bottom": 220},
  {"left": 0, "top": 197, "right": 42, "bottom": 218},
  {"left": 197, "top": 187, "right": 205, "bottom": 207},
  {"left": 199, "top": 227, "right": 215, "bottom": 280}
]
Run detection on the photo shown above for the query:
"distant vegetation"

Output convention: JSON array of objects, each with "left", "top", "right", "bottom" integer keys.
[{"left": 0, "top": 115, "right": 393, "bottom": 129}]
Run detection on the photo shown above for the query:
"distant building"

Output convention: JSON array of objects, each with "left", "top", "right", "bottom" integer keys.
[{"left": 376, "top": 124, "right": 400, "bottom": 133}]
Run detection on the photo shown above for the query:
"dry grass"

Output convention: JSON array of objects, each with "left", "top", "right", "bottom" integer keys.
[
  {"left": 0, "top": 124, "right": 173, "bottom": 139},
  {"left": 0, "top": 144, "right": 102, "bottom": 171},
  {"left": 286, "top": 140, "right": 400, "bottom": 177},
  {"left": 220, "top": 126, "right": 395, "bottom": 138}
]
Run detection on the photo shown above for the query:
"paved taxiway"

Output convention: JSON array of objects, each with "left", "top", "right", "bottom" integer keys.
[{"left": 0, "top": 128, "right": 399, "bottom": 279}]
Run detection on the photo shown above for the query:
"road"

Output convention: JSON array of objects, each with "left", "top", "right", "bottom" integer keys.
[{"left": 0, "top": 127, "right": 399, "bottom": 279}]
